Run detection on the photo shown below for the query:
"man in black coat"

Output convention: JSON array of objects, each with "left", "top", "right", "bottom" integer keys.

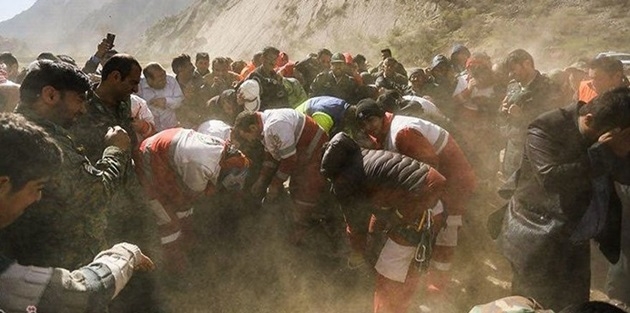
[{"left": 496, "top": 87, "right": 630, "bottom": 311}]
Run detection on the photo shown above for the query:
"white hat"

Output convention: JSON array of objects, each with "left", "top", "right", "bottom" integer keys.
[{"left": 237, "top": 79, "right": 260, "bottom": 112}]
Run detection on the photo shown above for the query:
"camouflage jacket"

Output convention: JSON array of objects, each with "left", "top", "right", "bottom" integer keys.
[
  {"left": 70, "top": 88, "right": 135, "bottom": 162},
  {"left": 310, "top": 71, "right": 358, "bottom": 104},
  {"left": 68, "top": 89, "right": 157, "bottom": 246},
  {"left": 0, "top": 107, "right": 130, "bottom": 269}
]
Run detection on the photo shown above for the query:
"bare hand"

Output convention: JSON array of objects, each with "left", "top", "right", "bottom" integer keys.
[
  {"left": 104, "top": 126, "right": 131, "bottom": 151},
  {"left": 507, "top": 104, "right": 522, "bottom": 117},
  {"left": 96, "top": 39, "right": 113, "bottom": 58},
  {"left": 467, "top": 77, "right": 477, "bottom": 90},
  {"left": 135, "top": 252, "right": 156, "bottom": 271},
  {"left": 149, "top": 97, "right": 167, "bottom": 109},
  {"left": 599, "top": 127, "right": 630, "bottom": 158}
]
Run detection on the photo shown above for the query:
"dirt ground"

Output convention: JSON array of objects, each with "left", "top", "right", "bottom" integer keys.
[{"left": 156, "top": 178, "right": 614, "bottom": 313}]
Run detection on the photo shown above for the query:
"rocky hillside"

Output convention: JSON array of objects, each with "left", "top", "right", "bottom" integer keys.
[
  {"left": 136, "top": 0, "right": 630, "bottom": 70},
  {"left": 0, "top": 0, "right": 195, "bottom": 58},
  {"left": 1, "top": 0, "right": 629, "bottom": 70}
]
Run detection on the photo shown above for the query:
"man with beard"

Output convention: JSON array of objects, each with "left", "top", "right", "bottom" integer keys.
[
  {"left": 0, "top": 112, "right": 155, "bottom": 313},
  {"left": 0, "top": 60, "right": 132, "bottom": 271},
  {"left": 232, "top": 109, "right": 329, "bottom": 244},
  {"left": 69, "top": 54, "right": 164, "bottom": 312}
]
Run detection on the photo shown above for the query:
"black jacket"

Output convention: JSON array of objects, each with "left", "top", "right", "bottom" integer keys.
[
  {"left": 321, "top": 132, "right": 432, "bottom": 204},
  {"left": 498, "top": 102, "right": 596, "bottom": 267}
]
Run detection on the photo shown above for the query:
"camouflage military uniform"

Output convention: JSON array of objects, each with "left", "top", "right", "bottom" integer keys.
[
  {"left": 70, "top": 88, "right": 135, "bottom": 162},
  {"left": 0, "top": 107, "right": 130, "bottom": 269},
  {"left": 68, "top": 91, "right": 163, "bottom": 313},
  {"left": 310, "top": 70, "right": 358, "bottom": 104},
  {"left": 69, "top": 90, "right": 157, "bottom": 247}
]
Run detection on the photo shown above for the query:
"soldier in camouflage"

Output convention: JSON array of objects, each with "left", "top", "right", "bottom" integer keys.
[
  {"left": 0, "top": 60, "right": 131, "bottom": 270},
  {"left": 68, "top": 54, "right": 164, "bottom": 312}
]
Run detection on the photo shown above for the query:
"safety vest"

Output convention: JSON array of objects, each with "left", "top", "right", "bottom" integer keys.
[
  {"left": 260, "top": 109, "right": 307, "bottom": 160},
  {"left": 386, "top": 115, "right": 449, "bottom": 155},
  {"left": 138, "top": 128, "right": 225, "bottom": 209}
]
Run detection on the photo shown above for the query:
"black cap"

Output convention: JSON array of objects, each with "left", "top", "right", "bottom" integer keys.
[
  {"left": 331, "top": 52, "right": 346, "bottom": 64},
  {"left": 431, "top": 54, "right": 450, "bottom": 70},
  {"left": 355, "top": 98, "right": 385, "bottom": 121}
]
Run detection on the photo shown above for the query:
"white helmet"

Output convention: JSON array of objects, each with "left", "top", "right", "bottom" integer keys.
[{"left": 237, "top": 79, "right": 261, "bottom": 112}]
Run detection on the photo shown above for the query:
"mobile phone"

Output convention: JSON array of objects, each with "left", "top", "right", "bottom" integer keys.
[{"left": 106, "top": 33, "right": 116, "bottom": 46}]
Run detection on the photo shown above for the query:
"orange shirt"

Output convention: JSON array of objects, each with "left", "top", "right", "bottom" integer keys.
[{"left": 577, "top": 80, "right": 598, "bottom": 103}]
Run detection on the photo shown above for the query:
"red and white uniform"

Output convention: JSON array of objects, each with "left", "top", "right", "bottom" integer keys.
[
  {"left": 257, "top": 109, "right": 328, "bottom": 227},
  {"left": 375, "top": 112, "right": 476, "bottom": 272},
  {"left": 136, "top": 128, "right": 245, "bottom": 272}
]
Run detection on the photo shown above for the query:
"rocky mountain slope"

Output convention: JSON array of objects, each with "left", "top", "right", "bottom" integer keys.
[
  {"left": 0, "top": 0, "right": 195, "bottom": 57},
  {"left": 1, "top": 0, "right": 629, "bottom": 70},
  {"left": 136, "top": 0, "right": 630, "bottom": 70}
]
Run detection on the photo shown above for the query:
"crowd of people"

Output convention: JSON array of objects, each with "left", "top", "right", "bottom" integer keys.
[{"left": 0, "top": 36, "right": 630, "bottom": 313}]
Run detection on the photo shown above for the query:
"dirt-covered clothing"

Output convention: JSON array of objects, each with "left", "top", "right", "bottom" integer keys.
[
  {"left": 0, "top": 107, "right": 130, "bottom": 270},
  {"left": 497, "top": 102, "right": 594, "bottom": 311},
  {"left": 256, "top": 109, "right": 328, "bottom": 210},
  {"left": 310, "top": 70, "right": 358, "bottom": 104},
  {"left": 247, "top": 67, "right": 289, "bottom": 110},
  {"left": 500, "top": 72, "right": 560, "bottom": 179},
  {"left": 0, "top": 243, "right": 143, "bottom": 313},
  {"left": 136, "top": 128, "right": 248, "bottom": 272},
  {"left": 321, "top": 133, "right": 446, "bottom": 313},
  {"left": 294, "top": 96, "right": 349, "bottom": 136}
]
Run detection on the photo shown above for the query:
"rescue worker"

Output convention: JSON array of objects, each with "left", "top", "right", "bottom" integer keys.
[
  {"left": 232, "top": 109, "right": 329, "bottom": 244},
  {"left": 355, "top": 98, "right": 476, "bottom": 293},
  {"left": 0, "top": 112, "right": 155, "bottom": 313},
  {"left": 321, "top": 132, "right": 446, "bottom": 313},
  {"left": 294, "top": 95, "right": 352, "bottom": 136},
  {"left": 136, "top": 128, "right": 250, "bottom": 274}
]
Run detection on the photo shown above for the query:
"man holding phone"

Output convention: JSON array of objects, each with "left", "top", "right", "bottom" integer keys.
[{"left": 82, "top": 33, "right": 118, "bottom": 75}]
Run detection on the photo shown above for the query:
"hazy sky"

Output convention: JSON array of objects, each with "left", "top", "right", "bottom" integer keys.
[{"left": 0, "top": 0, "right": 38, "bottom": 22}]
